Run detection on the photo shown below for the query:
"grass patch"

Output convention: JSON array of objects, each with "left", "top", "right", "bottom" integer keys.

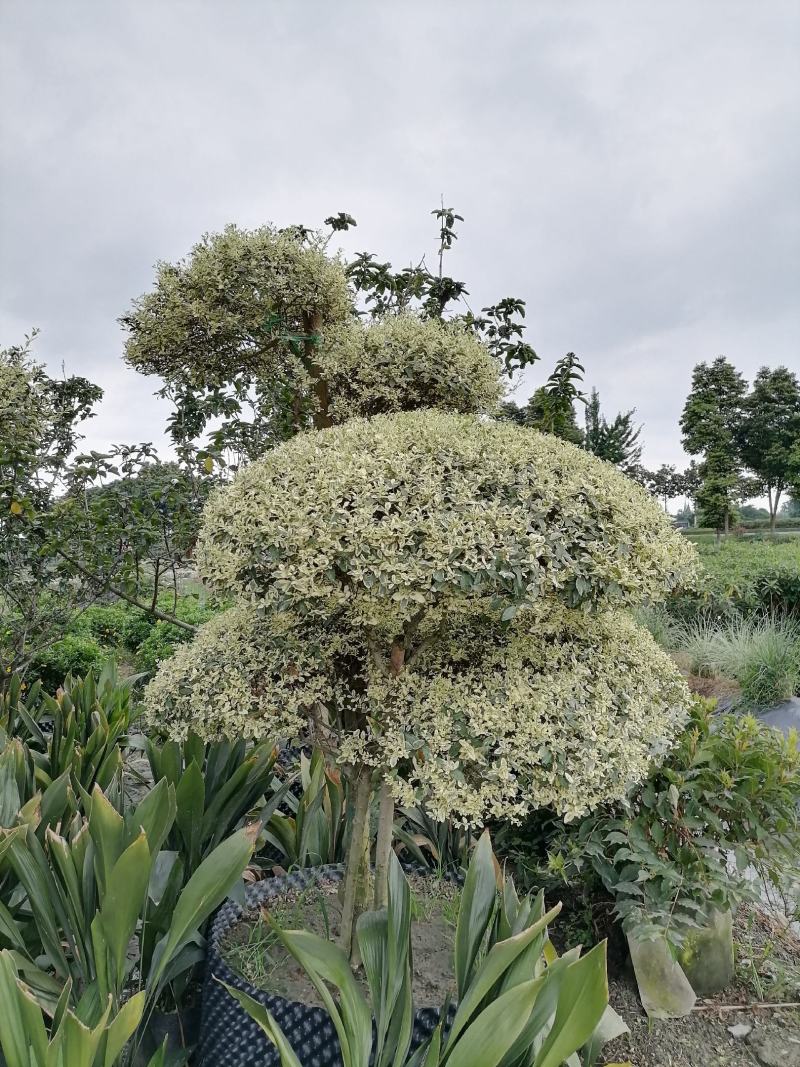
[{"left": 670, "top": 614, "right": 800, "bottom": 706}]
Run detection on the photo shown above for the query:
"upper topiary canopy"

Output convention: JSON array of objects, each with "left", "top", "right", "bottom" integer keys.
[
  {"left": 122, "top": 224, "right": 353, "bottom": 388},
  {"left": 121, "top": 226, "right": 503, "bottom": 435},
  {"left": 316, "top": 314, "right": 503, "bottom": 423},
  {"left": 197, "top": 410, "right": 698, "bottom": 626}
]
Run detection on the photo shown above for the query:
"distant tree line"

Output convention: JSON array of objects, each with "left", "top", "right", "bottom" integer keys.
[{"left": 680, "top": 357, "right": 800, "bottom": 534}]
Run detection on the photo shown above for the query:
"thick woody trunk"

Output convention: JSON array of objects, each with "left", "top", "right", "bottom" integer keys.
[
  {"left": 302, "top": 310, "right": 333, "bottom": 430},
  {"left": 338, "top": 765, "right": 373, "bottom": 964},
  {"left": 373, "top": 780, "right": 395, "bottom": 909}
]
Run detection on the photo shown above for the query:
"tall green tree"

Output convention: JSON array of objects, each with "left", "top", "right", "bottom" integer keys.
[
  {"left": 583, "top": 388, "right": 643, "bottom": 474},
  {"left": 1, "top": 340, "right": 204, "bottom": 678},
  {"left": 735, "top": 366, "right": 800, "bottom": 532},
  {"left": 680, "top": 356, "right": 747, "bottom": 535},
  {"left": 498, "top": 353, "right": 586, "bottom": 444}
]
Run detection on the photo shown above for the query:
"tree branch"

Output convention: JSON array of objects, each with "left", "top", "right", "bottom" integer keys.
[{"left": 53, "top": 547, "right": 198, "bottom": 633}]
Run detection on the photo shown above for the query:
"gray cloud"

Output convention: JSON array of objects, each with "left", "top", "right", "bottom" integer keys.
[{"left": 1, "top": 0, "right": 798, "bottom": 481}]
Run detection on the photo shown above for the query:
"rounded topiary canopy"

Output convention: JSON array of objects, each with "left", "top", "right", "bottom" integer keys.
[
  {"left": 197, "top": 410, "right": 698, "bottom": 625},
  {"left": 317, "top": 314, "right": 503, "bottom": 423},
  {"left": 143, "top": 601, "right": 688, "bottom": 822},
  {"left": 122, "top": 224, "right": 352, "bottom": 386}
]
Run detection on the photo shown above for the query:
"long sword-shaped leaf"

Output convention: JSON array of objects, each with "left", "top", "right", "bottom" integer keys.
[
  {"left": 454, "top": 830, "right": 498, "bottom": 999},
  {"left": 219, "top": 982, "right": 304, "bottom": 1067},
  {"left": 580, "top": 1004, "right": 629, "bottom": 1066},
  {"left": 534, "top": 941, "right": 609, "bottom": 1067},
  {"left": 149, "top": 825, "right": 253, "bottom": 989},
  {"left": 445, "top": 978, "right": 548, "bottom": 1067},
  {"left": 103, "top": 989, "right": 146, "bottom": 1067},
  {"left": 99, "top": 832, "right": 152, "bottom": 990},
  {"left": 276, "top": 927, "right": 372, "bottom": 1067},
  {"left": 0, "top": 950, "right": 44, "bottom": 1067}
]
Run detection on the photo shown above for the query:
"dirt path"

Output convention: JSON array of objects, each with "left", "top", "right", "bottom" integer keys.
[{"left": 606, "top": 977, "right": 800, "bottom": 1066}]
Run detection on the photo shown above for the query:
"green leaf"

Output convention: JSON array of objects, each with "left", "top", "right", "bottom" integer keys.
[
  {"left": 276, "top": 927, "right": 372, "bottom": 1067},
  {"left": 149, "top": 826, "right": 253, "bottom": 989},
  {"left": 175, "top": 760, "right": 204, "bottom": 867},
  {"left": 580, "top": 1004, "right": 629, "bottom": 1066},
  {"left": 0, "top": 950, "right": 44, "bottom": 1067},
  {"left": 446, "top": 978, "right": 548, "bottom": 1067},
  {"left": 534, "top": 942, "right": 609, "bottom": 1067},
  {"left": 455, "top": 830, "right": 498, "bottom": 999},
  {"left": 219, "top": 982, "right": 304, "bottom": 1067},
  {"left": 99, "top": 831, "right": 152, "bottom": 989},
  {"left": 103, "top": 989, "right": 146, "bottom": 1067},
  {"left": 125, "top": 777, "right": 176, "bottom": 857},
  {"left": 87, "top": 785, "right": 125, "bottom": 895}
]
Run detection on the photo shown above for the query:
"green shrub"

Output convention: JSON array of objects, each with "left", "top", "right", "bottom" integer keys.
[
  {"left": 75, "top": 603, "right": 131, "bottom": 646},
  {"left": 134, "top": 598, "right": 220, "bottom": 671},
  {"left": 694, "top": 540, "right": 800, "bottom": 617},
  {"left": 28, "top": 633, "right": 107, "bottom": 690},
  {"left": 547, "top": 697, "right": 800, "bottom": 948},
  {"left": 728, "top": 619, "right": 800, "bottom": 705},
  {"left": 135, "top": 621, "right": 191, "bottom": 672},
  {"left": 632, "top": 604, "right": 680, "bottom": 649},
  {"left": 120, "top": 609, "right": 154, "bottom": 651}
]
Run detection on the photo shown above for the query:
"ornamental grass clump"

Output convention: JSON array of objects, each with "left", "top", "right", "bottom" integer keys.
[{"left": 145, "top": 410, "right": 698, "bottom": 959}]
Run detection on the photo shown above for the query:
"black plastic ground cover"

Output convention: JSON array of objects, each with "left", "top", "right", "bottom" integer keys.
[{"left": 199, "top": 865, "right": 446, "bottom": 1067}]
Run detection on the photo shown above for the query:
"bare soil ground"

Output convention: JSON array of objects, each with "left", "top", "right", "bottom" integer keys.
[{"left": 605, "top": 904, "right": 800, "bottom": 1066}]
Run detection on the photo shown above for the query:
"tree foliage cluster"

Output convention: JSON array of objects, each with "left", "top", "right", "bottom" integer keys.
[{"left": 681, "top": 356, "right": 800, "bottom": 532}]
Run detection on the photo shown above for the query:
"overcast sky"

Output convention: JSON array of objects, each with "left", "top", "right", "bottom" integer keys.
[{"left": 1, "top": 1, "right": 798, "bottom": 486}]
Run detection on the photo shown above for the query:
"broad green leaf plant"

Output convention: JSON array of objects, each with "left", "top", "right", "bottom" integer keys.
[{"left": 224, "top": 834, "right": 627, "bottom": 1067}]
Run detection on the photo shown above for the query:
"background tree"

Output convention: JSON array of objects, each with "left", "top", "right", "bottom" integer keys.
[
  {"left": 735, "top": 366, "right": 800, "bottom": 532},
  {"left": 498, "top": 353, "right": 586, "bottom": 444},
  {"left": 1, "top": 337, "right": 102, "bottom": 675},
  {"left": 680, "top": 356, "right": 747, "bottom": 535},
  {"left": 583, "top": 387, "right": 643, "bottom": 473},
  {"left": 643, "top": 465, "right": 683, "bottom": 512},
  {"left": 0, "top": 341, "right": 204, "bottom": 679}
]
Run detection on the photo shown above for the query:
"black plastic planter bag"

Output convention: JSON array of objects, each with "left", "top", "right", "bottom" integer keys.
[{"left": 199, "top": 864, "right": 445, "bottom": 1067}]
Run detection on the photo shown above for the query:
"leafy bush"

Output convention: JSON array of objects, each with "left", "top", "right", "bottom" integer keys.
[
  {"left": 547, "top": 697, "right": 800, "bottom": 948},
  {"left": 75, "top": 603, "right": 131, "bottom": 646},
  {"left": 28, "top": 632, "right": 107, "bottom": 690},
  {"left": 691, "top": 540, "right": 800, "bottom": 617},
  {"left": 135, "top": 620, "right": 191, "bottom": 671},
  {"left": 632, "top": 604, "right": 680, "bottom": 650},
  {"left": 134, "top": 596, "right": 221, "bottom": 671}
]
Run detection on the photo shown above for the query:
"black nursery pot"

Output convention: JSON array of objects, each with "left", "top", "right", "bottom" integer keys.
[{"left": 199, "top": 864, "right": 444, "bottom": 1067}]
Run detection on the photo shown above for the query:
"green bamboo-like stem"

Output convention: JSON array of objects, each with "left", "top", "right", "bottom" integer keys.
[
  {"left": 373, "top": 778, "right": 395, "bottom": 909},
  {"left": 338, "top": 764, "right": 373, "bottom": 963}
]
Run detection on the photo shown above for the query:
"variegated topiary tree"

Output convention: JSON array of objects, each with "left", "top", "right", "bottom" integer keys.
[
  {"left": 144, "top": 409, "right": 697, "bottom": 958},
  {"left": 122, "top": 224, "right": 503, "bottom": 446}
]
